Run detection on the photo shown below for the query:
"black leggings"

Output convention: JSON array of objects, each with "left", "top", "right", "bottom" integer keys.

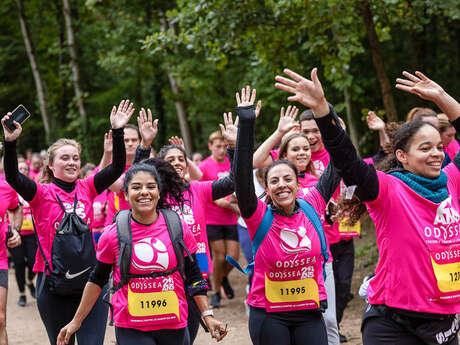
[
  {"left": 362, "top": 306, "right": 459, "bottom": 345},
  {"left": 249, "top": 306, "right": 327, "bottom": 345},
  {"left": 185, "top": 300, "right": 200, "bottom": 345},
  {"left": 9, "top": 234, "right": 36, "bottom": 293},
  {"left": 36, "top": 273, "right": 108, "bottom": 345},
  {"left": 115, "top": 326, "right": 186, "bottom": 345}
]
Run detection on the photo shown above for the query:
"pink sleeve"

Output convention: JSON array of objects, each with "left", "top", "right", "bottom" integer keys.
[
  {"left": 82, "top": 174, "right": 98, "bottom": 199},
  {"left": 96, "top": 225, "right": 117, "bottom": 264},
  {"left": 7, "top": 188, "right": 19, "bottom": 210},
  {"left": 270, "top": 149, "right": 279, "bottom": 161},
  {"left": 444, "top": 163, "right": 460, "bottom": 196},
  {"left": 243, "top": 199, "right": 267, "bottom": 240},
  {"left": 363, "top": 157, "right": 374, "bottom": 165},
  {"left": 304, "top": 188, "right": 327, "bottom": 218},
  {"left": 29, "top": 182, "right": 47, "bottom": 208},
  {"left": 181, "top": 220, "right": 198, "bottom": 256}
]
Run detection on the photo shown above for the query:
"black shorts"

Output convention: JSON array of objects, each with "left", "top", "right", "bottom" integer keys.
[
  {"left": 206, "top": 224, "right": 238, "bottom": 242},
  {"left": 0, "top": 270, "right": 7, "bottom": 289}
]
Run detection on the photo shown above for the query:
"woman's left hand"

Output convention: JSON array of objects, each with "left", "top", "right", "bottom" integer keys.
[
  {"left": 7, "top": 229, "right": 21, "bottom": 248},
  {"left": 396, "top": 71, "right": 444, "bottom": 102},
  {"left": 219, "top": 112, "right": 238, "bottom": 148},
  {"left": 204, "top": 316, "right": 228, "bottom": 342},
  {"left": 110, "top": 100, "right": 135, "bottom": 129}
]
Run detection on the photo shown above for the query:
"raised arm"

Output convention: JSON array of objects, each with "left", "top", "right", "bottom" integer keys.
[
  {"left": 253, "top": 105, "right": 299, "bottom": 168},
  {"left": 367, "top": 110, "right": 390, "bottom": 150},
  {"left": 94, "top": 100, "right": 134, "bottom": 194},
  {"left": 1, "top": 112, "right": 37, "bottom": 201},
  {"left": 98, "top": 130, "right": 112, "bottom": 170},
  {"left": 396, "top": 71, "right": 460, "bottom": 123},
  {"left": 235, "top": 86, "right": 259, "bottom": 218},
  {"left": 275, "top": 68, "right": 379, "bottom": 202}
]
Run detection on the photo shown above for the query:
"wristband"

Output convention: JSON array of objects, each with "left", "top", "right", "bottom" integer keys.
[{"left": 201, "top": 309, "right": 214, "bottom": 318}]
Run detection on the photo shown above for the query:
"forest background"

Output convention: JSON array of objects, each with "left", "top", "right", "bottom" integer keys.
[{"left": 2, "top": 0, "right": 460, "bottom": 162}]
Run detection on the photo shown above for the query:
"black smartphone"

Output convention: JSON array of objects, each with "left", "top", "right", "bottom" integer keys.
[{"left": 6, "top": 104, "right": 31, "bottom": 131}]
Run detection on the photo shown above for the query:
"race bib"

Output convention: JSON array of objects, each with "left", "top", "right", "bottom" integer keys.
[
  {"left": 21, "top": 219, "right": 34, "bottom": 231},
  {"left": 265, "top": 274, "right": 319, "bottom": 306},
  {"left": 127, "top": 285, "right": 180, "bottom": 319},
  {"left": 431, "top": 257, "right": 460, "bottom": 293},
  {"left": 339, "top": 218, "right": 360, "bottom": 238},
  {"left": 429, "top": 245, "right": 460, "bottom": 303}
]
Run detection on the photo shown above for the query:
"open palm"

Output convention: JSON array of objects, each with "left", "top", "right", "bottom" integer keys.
[
  {"left": 110, "top": 100, "right": 135, "bottom": 129},
  {"left": 396, "top": 71, "right": 444, "bottom": 102}
]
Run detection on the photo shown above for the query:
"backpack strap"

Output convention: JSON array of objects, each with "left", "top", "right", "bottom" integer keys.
[
  {"left": 114, "top": 209, "right": 132, "bottom": 290},
  {"left": 297, "top": 199, "right": 329, "bottom": 280},
  {"left": 30, "top": 213, "right": 51, "bottom": 298},
  {"left": 160, "top": 209, "right": 193, "bottom": 281},
  {"left": 226, "top": 205, "right": 274, "bottom": 274}
]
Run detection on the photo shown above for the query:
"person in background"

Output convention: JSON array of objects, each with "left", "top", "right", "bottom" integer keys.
[
  {"left": 438, "top": 113, "right": 460, "bottom": 160},
  {"left": 199, "top": 131, "right": 240, "bottom": 308},
  {"left": 29, "top": 153, "right": 43, "bottom": 182},
  {"left": 10, "top": 161, "right": 37, "bottom": 307},
  {"left": 192, "top": 152, "right": 203, "bottom": 166}
]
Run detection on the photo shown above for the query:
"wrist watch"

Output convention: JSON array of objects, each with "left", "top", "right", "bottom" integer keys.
[{"left": 201, "top": 309, "right": 214, "bottom": 318}]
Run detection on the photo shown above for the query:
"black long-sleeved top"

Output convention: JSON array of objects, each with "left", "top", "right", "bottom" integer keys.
[
  {"left": 314, "top": 107, "right": 460, "bottom": 202},
  {"left": 134, "top": 145, "right": 235, "bottom": 201},
  {"left": 3, "top": 127, "right": 126, "bottom": 201},
  {"left": 89, "top": 253, "right": 206, "bottom": 296},
  {"left": 235, "top": 105, "right": 341, "bottom": 219}
]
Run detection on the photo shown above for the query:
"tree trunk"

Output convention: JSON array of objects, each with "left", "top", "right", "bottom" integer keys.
[
  {"left": 343, "top": 86, "right": 359, "bottom": 149},
  {"left": 361, "top": 0, "right": 398, "bottom": 121},
  {"left": 160, "top": 15, "right": 193, "bottom": 155},
  {"left": 16, "top": 0, "right": 51, "bottom": 142},
  {"left": 62, "top": 0, "right": 87, "bottom": 138}
]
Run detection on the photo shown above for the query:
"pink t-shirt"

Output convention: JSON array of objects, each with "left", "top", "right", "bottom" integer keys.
[
  {"left": 199, "top": 156, "right": 237, "bottom": 225},
  {"left": 269, "top": 149, "right": 279, "bottom": 161},
  {"left": 97, "top": 213, "right": 197, "bottom": 331},
  {"left": 366, "top": 165, "right": 460, "bottom": 314},
  {"left": 92, "top": 190, "right": 108, "bottom": 232},
  {"left": 170, "top": 181, "right": 213, "bottom": 279},
  {"left": 29, "top": 169, "right": 42, "bottom": 182},
  {"left": 446, "top": 140, "right": 460, "bottom": 161},
  {"left": 311, "top": 148, "right": 341, "bottom": 244},
  {"left": 105, "top": 166, "right": 131, "bottom": 226},
  {"left": 363, "top": 157, "right": 374, "bottom": 165},
  {"left": 28, "top": 176, "right": 97, "bottom": 272},
  {"left": 244, "top": 188, "right": 327, "bottom": 312},
  {"left": 0, "top": 180, "right": 20, "bottom": 269},
  {"left": 18, "top": 195, "right": 34, "bottom": 236}
]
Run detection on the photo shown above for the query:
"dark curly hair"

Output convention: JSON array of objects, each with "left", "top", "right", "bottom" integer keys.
[{"left": 124, "top": 159, "right": 187, "bottom": 210}]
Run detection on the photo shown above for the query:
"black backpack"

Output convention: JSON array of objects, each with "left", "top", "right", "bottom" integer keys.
[
  {"left": 105, "top": 209, "right": 207, "bottom": 331},
  {"left": 33, "top": 194, "right": 96, "bottom": 297}
]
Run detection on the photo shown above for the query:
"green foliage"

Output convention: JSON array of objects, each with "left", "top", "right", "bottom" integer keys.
[{"left": 2, "top": 0, "right": 460, "bottom": 163}]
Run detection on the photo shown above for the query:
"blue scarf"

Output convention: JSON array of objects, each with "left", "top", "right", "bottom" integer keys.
[{"left": 390, "top": 170, "right": 448, "bottom": 203}]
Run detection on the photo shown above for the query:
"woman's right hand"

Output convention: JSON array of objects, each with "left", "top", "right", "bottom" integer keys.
[
  {"left": 138, "top": 108, "right": 158, "bottom": 148},
  {"left": 366, "top": 111, "right": 385, "bottom": 132},
  {"left": 277, "top": 105, "right": 299, "bottom": 135},
  {"left": 57, "top": 320, "right": 81, "bottom": 345},
  {"left": 204, "top": 316, "right": 228, "bottom": 342},
  {"left": 236, "top": 85, "right": 257, "bottom": 108},
  {"left": 1, "top": 113, "right": 22, "bottom": 142}
]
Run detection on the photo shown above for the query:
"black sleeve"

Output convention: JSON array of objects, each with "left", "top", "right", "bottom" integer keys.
[
  {"left": 88, "top": 260, "right": 112, "bottom": 288},
  {"left": 450, "top": 118, "right": 460, "bottom": 171},
  {"left": 94, "top": 127, "right": 126, "bottom": 194},
  {"left": 184, "top": 254, "right": 207, "bottom": 296},
  {"left": 133, "top": 145, "right": 151, "bottom": 164},
  {"left": 234, "top": 105, "right": 258, "bottom": 219},
  {"left": 313, "top": 162, "right": 341, "bottom": 202},
  {"left": 314, "top": 108, "right": 379, "bottom": 202},
  {"left": 211, "top": 147, "right": 235, "bottom": 200},
  {"left": 3, "top": 140, "right": 37, "bottom": 201}
]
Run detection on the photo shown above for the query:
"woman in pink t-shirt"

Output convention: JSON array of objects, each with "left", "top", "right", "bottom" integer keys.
[
  {"left": 57, "top": 163, "right": 228, "bottom": 345},
  {"left": 234, "top": 86, "right": 340, "bottom": 345},
  {"left": 276, "top": 68, "right": 460, "bottom": 345},
  {"left": 132, "top": 113, "right": 236, "bottom": 344},
  {"left": 2, "top": 99, "right": 134, "bottom": 345}
]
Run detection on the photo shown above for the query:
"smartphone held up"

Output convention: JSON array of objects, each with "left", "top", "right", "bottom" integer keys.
[{"left": 5, "top": 104, "right": 31, "bottom": 132}]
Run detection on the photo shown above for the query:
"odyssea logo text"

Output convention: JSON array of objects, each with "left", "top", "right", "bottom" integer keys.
[
  {"left": 280, "top": 226, "right": 312, "bottom": 254},
  {"left": 132, "top": 237, "right": 169, "bottom": 272},
  {"left": 424, "top": 196, "right": 460, "bottom": 241}
]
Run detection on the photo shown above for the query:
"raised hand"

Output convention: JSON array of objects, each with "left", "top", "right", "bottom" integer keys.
[
  {"left": 219, "top": 112, "right": 238, "bottom": 148},
  {"left": 110, "top": 100, "right": 135, "bottom": 129},
  {"left": 277, "top": 105, "right": 300, "bottom": 135},
  {"left": 168, "top": 136, "right": 185, "bottom": 148},
  {"left": 1, "top": 112, "right": 23, "bottom": 142},
  {"left": 254, "top": 100, "right": 262, "bottom": 118},
  {"left": 236, "top": 85, "right": 257, "bottom": 108},
  {"left": 396, "top": 71, "right": 445, "bottom": 102},
  {"left": 103, "top": 130, "right": 112, "bottom": 154},
  {"left": 366, "top": 111, "right": 385, "bottom": 132},
  {"left": 138, "top": 108, "right": 158, "bottom": 147},
  {"left": 275, "top": 68, "right": 329, "bottom": 116}
]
